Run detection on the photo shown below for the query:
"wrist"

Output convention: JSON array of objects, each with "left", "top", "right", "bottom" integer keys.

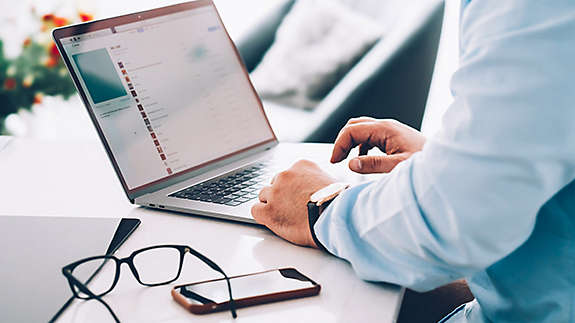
[
  {"left": 307, "top": 182, "right": 349, "bottom": 252},
  {"left": 307, "top": 200, "right": 332, "bottom": 251}
]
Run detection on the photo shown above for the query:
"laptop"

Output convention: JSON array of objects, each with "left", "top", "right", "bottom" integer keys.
[{"left": 53, "top": 0, "right": 359, "bottom": 224}]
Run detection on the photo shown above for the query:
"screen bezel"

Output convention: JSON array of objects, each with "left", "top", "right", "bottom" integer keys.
[{"left": 52, "top": 0, "right": 277, "bottom": 202}]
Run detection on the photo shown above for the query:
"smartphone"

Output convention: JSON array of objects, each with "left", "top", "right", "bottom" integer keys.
[{"left": 171, "top": 268, "right": 320, "bottom": 314}]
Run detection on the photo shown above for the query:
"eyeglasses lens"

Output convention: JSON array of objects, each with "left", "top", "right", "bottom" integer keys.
[
  {"left": 70, "top": 257, "right": 117, "bottom": 298},
  {"left": 132, "top": 247, "right": 181, "bottom": 285}
]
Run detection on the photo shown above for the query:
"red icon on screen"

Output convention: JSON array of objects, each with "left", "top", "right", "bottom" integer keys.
[{"left": 122, "top": 61, "right": 168, "bottom": 165}]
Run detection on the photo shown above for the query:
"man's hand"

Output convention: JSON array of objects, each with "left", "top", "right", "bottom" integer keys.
[
  {"left": 331, "top": 117, "right": 426, "bottom": 174},
  {"left": 252, "top": 118, "right": 424, "bottom": 247},
  {"left": 251, "top": 160, "right": 337, "bottom": 248}
]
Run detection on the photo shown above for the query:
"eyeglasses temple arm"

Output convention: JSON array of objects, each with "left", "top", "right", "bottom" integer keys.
[
  {"left": 63, "top": 271, "right": 122, "bottom": 323},
  {"left": 93, "top": 295, "right": 121, "bottom": 323},
  {"left": 186, "top": 248, "right": 237, "bottom": 318},
  {"left": 222, "top": 273, "right": 237, "bottom": 318}
]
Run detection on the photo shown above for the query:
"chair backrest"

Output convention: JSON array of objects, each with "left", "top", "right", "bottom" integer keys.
[
  {"left": 305, "top": 0, "right": 445, "bottom": 142},
  {"left": 236, "top": 0, "right": 296, "bottom": 72},
  {"left": 338, "top": 0, "right": 410, "bottom": 29},
  {"left": 236, "top": 0, "right": 445, "bottom": 142}
]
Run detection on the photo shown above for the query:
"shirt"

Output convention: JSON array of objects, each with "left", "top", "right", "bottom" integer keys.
[{"left": 315, "top": 1, "right": 575, "bottom": 322}]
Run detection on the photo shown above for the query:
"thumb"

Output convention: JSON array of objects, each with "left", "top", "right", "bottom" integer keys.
[{"left": 349, "top": 153, "right": 411, "bottom": 174}]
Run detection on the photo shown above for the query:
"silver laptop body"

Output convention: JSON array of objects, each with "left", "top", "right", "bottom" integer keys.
[{"left": 53, "top": 0, "right": 358, "bottom": 224}]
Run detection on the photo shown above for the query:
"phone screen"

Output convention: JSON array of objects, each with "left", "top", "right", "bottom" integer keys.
[{"left": 178, "top": 269, "right": 315, "bottom": 304}]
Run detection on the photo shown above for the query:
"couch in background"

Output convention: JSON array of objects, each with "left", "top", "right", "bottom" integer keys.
[{"left": 237, "top": 0, "right": 445, "bottom": 143}]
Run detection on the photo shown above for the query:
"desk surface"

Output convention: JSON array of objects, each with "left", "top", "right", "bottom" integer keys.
[{"left": 0, "top": 137, "right": 403, "bottom": 323}]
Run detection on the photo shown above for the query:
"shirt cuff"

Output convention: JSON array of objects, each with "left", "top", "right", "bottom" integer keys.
[{"left": 313, "top": 182, "right": 372, "bottom": 257}]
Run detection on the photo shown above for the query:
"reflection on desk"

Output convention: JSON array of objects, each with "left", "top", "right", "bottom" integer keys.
[{"left": 0, "top": 136, "right": 13, "bottom": 152}]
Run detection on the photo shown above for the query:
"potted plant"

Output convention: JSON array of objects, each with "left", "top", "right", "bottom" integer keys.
[{"left": 0, "top": 12, "right": 93, "bottom": 134}]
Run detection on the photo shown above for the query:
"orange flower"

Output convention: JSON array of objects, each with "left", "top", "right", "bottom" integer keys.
[
  {"left": 45, "top": 56, "right": 59, "bottom": 68},
  {"left": 49, "top": 43, "right": 60, "bottom": 59},
  {"left": 34, "top": 93, "right": 44, "bottom": 104},
  {"left": 3, "top": 78, "right": 17, "bottom": 90},
  {"left": 53, "top": 16, "right": 69, "bottom": 27},
  {"left": 79, "top": 12, "right": 93, "bottom": 22},
  {"left": 40, "top": 13, "right": 69, "bottom": 30},
  {"left": 42, "top": 14, "right": 55, "bottom": 22},
  {"left": 22, "top": 75, "right": 34, "bottom": 88},
  {"left": 23, "top": 37, "right": 31, "bottom": 48}
]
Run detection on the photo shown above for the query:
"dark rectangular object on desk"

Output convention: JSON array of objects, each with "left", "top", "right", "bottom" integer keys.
[{"left": 0, "top": 215, "right": 140, "bottom": 323}]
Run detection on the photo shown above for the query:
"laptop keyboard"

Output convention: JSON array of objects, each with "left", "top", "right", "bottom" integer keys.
[{"left": 169, "top": 162, "right": 273, "bottom": 207}]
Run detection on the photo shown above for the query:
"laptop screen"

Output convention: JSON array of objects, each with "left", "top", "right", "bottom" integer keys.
[{"left": 57, "top": 2, "right": 275, "bottom": 191}]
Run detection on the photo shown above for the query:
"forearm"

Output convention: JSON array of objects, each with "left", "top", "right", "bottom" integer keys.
[{"left": 316, "top": 141, "right": 574, "bottom": 291}]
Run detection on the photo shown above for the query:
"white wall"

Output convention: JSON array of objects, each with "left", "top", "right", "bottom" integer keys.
[
  {"left": 0, "top": 0, "right": 281, "bottom": 57},
  {"left": 421, "top": 0, "right": 460, "bottom": 136}
]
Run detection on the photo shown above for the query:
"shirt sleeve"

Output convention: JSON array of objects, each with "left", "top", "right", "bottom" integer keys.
[{"left": 314, "top": 0, "right": 575, "bottom": 292}]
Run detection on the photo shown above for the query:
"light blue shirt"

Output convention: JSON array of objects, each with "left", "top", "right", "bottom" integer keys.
[{"left": 315, "top": 1, "right": 575, "bottom": 322}]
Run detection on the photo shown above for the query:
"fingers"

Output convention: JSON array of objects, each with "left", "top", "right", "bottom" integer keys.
[
  {"left": 331, "top": 122, "right": 385, "bottom": 164},
  {"left": 348, "top": 153, "right": 412, "bottom": 174},
  {"left": 359, "top": 143, "right": 373, "bottom": 156},
  {"left": 251, "top": 203, "right": 269, "bottom": 225},
  {"left": 346, "top": 116, "right": 375, "bottom": 125},
  {"left": 258, "top": 186, "right": 272, "bottom": 203}
]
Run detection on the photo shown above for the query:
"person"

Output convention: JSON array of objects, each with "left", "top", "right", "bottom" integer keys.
[{"left": 251, "top": 0, "right": 575, "bottom": 322}]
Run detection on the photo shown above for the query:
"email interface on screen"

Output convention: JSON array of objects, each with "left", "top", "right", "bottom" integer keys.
[{"left": 61, "top": 6, "right": 274, "bottom": 190}]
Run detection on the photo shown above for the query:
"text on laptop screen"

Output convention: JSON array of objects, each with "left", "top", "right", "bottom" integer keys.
[{"left": 60, "top": 5, "right": 274, "bottom": 190}]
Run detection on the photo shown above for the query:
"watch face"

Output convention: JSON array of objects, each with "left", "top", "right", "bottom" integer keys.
[{"left": 310, "top": 183, "right": 349, "bottom": 205}]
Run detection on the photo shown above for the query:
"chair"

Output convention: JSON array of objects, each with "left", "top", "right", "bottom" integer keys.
[{"left": 236, "top": 0, "right": 445, "bottom": 143}]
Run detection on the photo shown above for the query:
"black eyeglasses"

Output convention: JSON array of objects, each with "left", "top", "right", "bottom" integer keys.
[{"left": 62, "top": 245, "right": 237, "bottom": 322}]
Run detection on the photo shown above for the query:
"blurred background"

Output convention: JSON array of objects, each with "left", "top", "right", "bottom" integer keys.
[{"left": 0, "top": 0, "right": 459, "bottom": 142}]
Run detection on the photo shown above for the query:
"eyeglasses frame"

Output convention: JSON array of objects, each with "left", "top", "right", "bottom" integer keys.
[{"left": 62, "top": 244, "right": 237, "bottom": 321}]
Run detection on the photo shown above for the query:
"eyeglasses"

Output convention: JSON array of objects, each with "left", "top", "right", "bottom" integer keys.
[{"left": 62, "top": 245, "right": 237, "bottom": 322}]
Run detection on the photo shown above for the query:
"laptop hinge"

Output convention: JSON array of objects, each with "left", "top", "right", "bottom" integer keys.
[{"left": 129, "top": 140, "right": 278, "bottom": 200}]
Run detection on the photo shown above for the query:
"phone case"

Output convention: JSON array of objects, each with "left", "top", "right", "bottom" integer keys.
[{"left": 171, "top": 268, "right": 321, "bottom": 314}]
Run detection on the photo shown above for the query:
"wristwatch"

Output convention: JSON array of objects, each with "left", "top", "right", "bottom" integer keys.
[{"left": 307, "top": 182, "right": 350, "bottom": 252}]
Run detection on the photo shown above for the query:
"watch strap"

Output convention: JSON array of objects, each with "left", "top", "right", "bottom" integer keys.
[{"left": 307, "top": 200, "right": 332, "bottom": 254}]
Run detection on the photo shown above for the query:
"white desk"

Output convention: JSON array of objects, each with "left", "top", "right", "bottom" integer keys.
[{"left": 0, "top": 137, "right": 403, "bottom": 323}]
